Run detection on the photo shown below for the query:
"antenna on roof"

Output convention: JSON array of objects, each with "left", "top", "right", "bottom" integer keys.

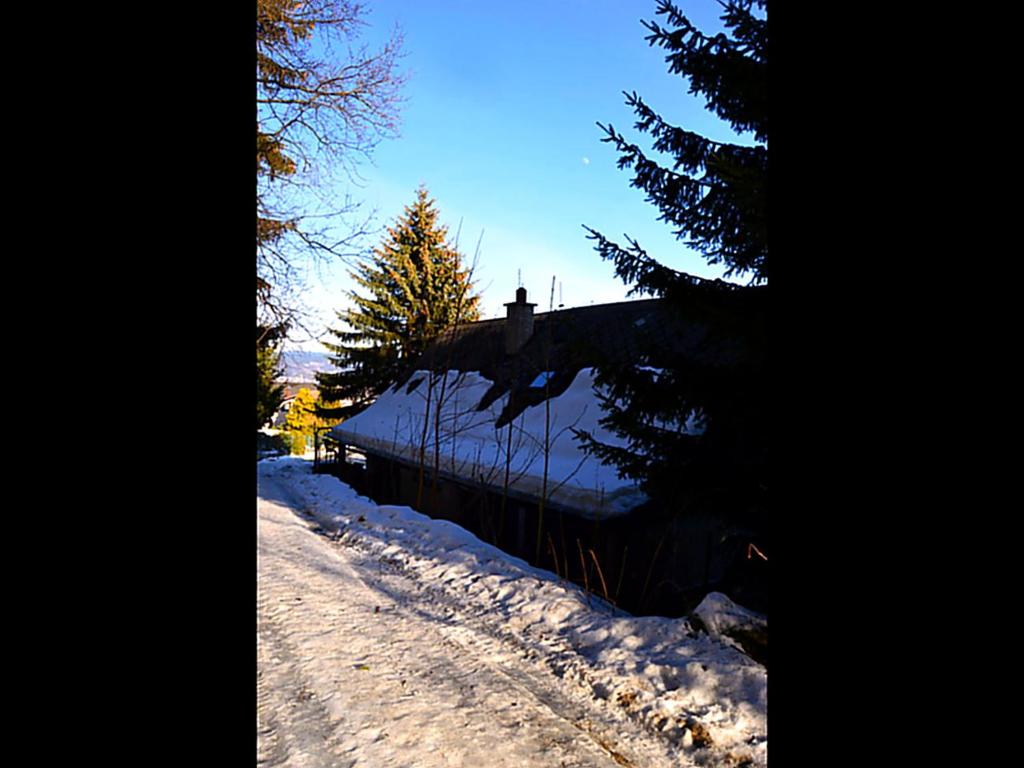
[
  {"left": 549, "top": 275, "right": 556, "bottom": 311},
  {"left": 517, "top": 268, "right": 522, "bottom": 288}
]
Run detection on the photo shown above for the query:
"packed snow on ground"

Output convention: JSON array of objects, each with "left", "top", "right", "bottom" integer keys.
[
  {"left": 332, "top": 368, "right": 665, "bottom": 518},
  {"left": 257, "top": 457, "right": 766, "bottom": 767}
]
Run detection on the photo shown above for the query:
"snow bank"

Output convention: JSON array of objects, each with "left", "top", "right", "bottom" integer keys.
[
  {"left": 692, "top": 592, "right": 768, "bottom": 666},
  {"left": 259, "top": 458, "right": 767, "bottom": 765},
  {"left": 331, "top": 368, "right": 650, "bottom": 518}
]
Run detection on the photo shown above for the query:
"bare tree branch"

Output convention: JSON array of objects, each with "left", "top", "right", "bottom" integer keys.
[{"left": 257, "top": 0, "right": 405, "bottom": 328}]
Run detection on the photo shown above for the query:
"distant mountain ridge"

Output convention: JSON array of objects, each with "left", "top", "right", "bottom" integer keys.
[{"left": 280, "top": 351, "right": 332, "bottom": 383}]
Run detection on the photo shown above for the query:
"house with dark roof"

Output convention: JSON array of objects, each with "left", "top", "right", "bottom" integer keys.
[{"left": 319, "top": 286, "right": 765, "bottom": 616}]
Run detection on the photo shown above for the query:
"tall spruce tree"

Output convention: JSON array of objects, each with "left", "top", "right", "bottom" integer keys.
[
  {"left": 257, "top": 323, "right": 287, "bottom": 431},
  {"left": 316, "top": 187, "right": 480, "bottom": 418},
  {"left": 581, "top": 1, "right": 767, "bottom": 581}
]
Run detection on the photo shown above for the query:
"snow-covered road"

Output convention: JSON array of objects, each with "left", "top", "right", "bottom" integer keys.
[{"left": 257, "top": 459, "right": 766, "bottom": 767}]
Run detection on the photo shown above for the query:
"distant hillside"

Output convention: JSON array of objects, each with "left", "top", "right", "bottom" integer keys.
[{"left": 280, "top": 351, "right": 332, "bottom": 383}]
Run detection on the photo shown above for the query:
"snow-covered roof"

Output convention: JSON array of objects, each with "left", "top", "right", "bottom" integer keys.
[
  {"left": 330, "top": 295, "right": 745, "bottom": 517},
  {"left": 331, "top": 367, "right": 648, "bottom": 518}
]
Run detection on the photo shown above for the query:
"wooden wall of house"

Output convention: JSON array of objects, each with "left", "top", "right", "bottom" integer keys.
[{"left": 319, "top": 449, "right": 768, "bottom": 617}]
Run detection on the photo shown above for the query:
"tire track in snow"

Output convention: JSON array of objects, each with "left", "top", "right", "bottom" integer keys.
[
  {"left": 337, "top": 533, "right": 676, "bottom": 768},
  {"left": 257, "top": 486, "right": 681, "bottom": 767},
  {"left": 257, "top": 606, "right": 354, "bottom": 768}
]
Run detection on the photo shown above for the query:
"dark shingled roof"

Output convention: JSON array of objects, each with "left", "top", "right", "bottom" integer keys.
[{"left": 394, "top": 290, "right": 759, "bottom": 427}]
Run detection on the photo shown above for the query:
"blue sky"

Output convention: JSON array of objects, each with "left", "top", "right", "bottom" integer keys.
[{"left": 292, "top": 1, "right": 755, "bottom": 350}]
